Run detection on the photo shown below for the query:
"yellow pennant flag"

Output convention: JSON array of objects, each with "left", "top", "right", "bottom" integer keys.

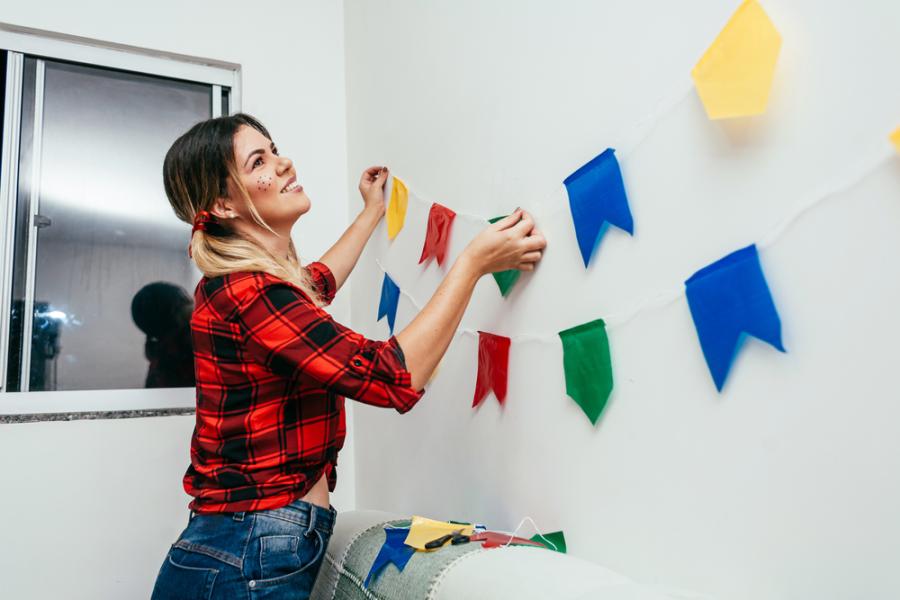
[
  {"left": 387, "top": 176, "right": 409, "bottom": 240},
  {"left": 691, "top": 0, "right": 782, "bottom": 120},
  {"left": 404, "top": 516, "right": 474, "bottom": 551},
  {"left": 890, "top": 127, "right": 900, "bottom": 154}
]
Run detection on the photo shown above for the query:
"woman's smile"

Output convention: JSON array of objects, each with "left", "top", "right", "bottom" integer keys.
[{"left": 280, "top": 175, "right": 303, "bottom": 194}]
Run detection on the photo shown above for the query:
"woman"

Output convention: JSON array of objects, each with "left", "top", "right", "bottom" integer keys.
[{"left": 151, "top": 113, "right": 546, "bottom": 599}]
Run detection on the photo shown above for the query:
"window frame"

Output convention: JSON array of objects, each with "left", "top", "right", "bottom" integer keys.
[{"left": 0, "top": 23, "right": 241, "bottom": 415}]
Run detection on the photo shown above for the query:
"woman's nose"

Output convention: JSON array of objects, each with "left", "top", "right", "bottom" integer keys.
[{"left": 277, "top": 156, "right": 293, "bottom": 175}]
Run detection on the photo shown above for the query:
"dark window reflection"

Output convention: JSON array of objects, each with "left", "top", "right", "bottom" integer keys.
[{"left": 131, "top": 282, "right": 195, "bottom": 388}]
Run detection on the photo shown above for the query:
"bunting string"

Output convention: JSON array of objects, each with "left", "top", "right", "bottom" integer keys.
[
  {"left": 502, "top": 516, "right": 560, "bottom": 553},
  {"left": 374, "top": 142, "right": 892, "bottom": 340}
]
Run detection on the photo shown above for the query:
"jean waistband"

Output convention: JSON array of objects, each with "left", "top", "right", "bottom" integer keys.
[
  {"left": 257, "top": 499, "right": 337, "bottom": 536},
  {"left": 189, "top": 499, "right": 336, "bottom": 534}
]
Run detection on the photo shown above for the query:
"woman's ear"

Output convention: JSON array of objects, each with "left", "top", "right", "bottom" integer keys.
[{"left": 209, "top": 196, "right": 236, "bottom": 221}]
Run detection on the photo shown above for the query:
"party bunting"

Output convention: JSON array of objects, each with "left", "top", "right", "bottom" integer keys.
[
  {"left": 471, "top": 531, "right": 547, "bottom": 549},
  {"left": 691, "top": 0, "right": 782, "bottom": 120},
  {"left": 419, "top": 203, "right": 456, "bottom": 267},
  {"left": 404, "top": 516, "right": 474, "bottom": 551},
  {"left": 563, "top": 149, "right": 634, "bottom": 268},
  {"left": 387, "top": 176, "right": 409, "bottom": 240},
  {"left": 364, "top": 527, "right": 416, "bottom": 588},
  {"left": 530, "top": 531, "right": 567, "bottom": 554},
  {"left": 558, "top": 319, "right": 613, "bottom": 425},
  {"left": 685, "top": 244, "right": 785, "bottom": 392},
  {"left": 377, "top": 273, "right": 400, "bottom": 334},
  {"left": 891, "top": 127, "right": 900, "bottom": 154},
  {"left": 472, "top": 331, "right": 511, "bottom": 408},
  {"left": 488, "top": 215, "right": 522, "bottom": 296}
]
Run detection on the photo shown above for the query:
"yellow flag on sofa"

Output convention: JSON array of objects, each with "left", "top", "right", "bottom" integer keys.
[
  {"left": 387, "top": 176, "right": 409, "bottom": 240},
  {"left": 891, "top": 127, "right": 900, "bottom": 154},
  {"left": 404, "top": 516, "right": 474, "bottom": 551},
  {"left": 691, "top": 0, "right": 782, "bottom": 119}
]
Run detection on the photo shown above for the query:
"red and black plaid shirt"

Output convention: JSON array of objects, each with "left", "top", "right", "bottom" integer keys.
[{"left": 184, "top": 262, "right": 424, "bottom": 513}]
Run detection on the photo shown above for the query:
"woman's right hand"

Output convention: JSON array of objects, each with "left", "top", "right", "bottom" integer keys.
[{"left": 462, "top": 209, "right": 547, "bottom": 276}]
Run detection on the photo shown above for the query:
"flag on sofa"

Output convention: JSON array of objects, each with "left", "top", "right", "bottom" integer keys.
[
  {"left": 364, "top": 527, "right": 416, "bottom": 588},
  {"left": 531, "top": 531, "right": 567, "bottom": 554}
]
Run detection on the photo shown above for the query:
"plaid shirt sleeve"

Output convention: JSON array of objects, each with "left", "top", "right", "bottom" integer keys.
[
  {"left": 238, "top": 273, "right": 425, "bottom": 413},
  {"left": 306, "top": 261, "right": 337, "bottom": 306}
]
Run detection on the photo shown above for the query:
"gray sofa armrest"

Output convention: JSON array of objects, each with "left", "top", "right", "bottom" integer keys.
[{"left": 312, "top": 510, "right": 708, "bottom": 600}]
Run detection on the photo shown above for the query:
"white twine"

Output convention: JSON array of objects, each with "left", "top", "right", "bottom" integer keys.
[
  {"left": 392, "top": 77, "right": 697, "bottom": 227},
  {"left": 497, "top": 516, "right": 559, "bottom": 552}
]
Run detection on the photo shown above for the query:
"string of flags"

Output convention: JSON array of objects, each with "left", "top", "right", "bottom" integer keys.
[
  {"left": 363, "top": 515, "right": 566, "bottom": 590},
  {"left": 372, "top": 0, "right": 900, "bottom": 426}
]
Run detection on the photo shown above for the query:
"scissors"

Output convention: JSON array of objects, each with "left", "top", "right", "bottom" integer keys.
[{"left": 424, "top": 529, "right": 471, "bottom": 549}]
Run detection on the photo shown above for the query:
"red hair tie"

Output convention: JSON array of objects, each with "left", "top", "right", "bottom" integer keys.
[
  {"left": 188, "top": 210, "right": 217, "bottom": 257},
  {"left": 192, "top": 210, "right": 216, "bottom": 234}
]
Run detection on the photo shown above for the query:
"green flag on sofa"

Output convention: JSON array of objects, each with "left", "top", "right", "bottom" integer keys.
[{"left": 531, "top": 531, "right": 567, "bottom": 554}]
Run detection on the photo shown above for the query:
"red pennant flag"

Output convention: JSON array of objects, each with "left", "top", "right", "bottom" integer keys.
[
  {"left": 470, "top": 531, "right": 546, "bottom": 549},
  {"left": 472, "top": 331, "right": 511, "bottom": 407},
  {"left": 419, "top": 203, "right": 456, "bottom": 267}
]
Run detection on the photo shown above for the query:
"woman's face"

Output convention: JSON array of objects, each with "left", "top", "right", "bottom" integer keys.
[{"left": 225, "top": 125, "right": 311, "bottom": 233}]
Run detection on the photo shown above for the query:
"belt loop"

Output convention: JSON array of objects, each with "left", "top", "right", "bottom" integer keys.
[
  {"left": 232, "top": 511, "right": 245, "bottom": 522},
  {"left": 304, "top": 505, "right": 318, "bottom": 538}
]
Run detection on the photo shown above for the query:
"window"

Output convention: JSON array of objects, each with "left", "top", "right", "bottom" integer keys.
[{"left": 0, "top": 25, "right": 240, "bottom": 413}]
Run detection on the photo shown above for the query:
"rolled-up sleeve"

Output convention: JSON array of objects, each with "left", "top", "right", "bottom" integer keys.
[
  {"left": 238, "top": 278, "right": 424, "bottom": 413},
  {"left": 306, "top": 261, "right": 337, "bottom": 306}
]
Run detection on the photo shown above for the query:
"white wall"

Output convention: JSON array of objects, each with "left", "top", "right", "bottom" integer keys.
[
  {"left": 344, "top": 2, "right": 900, "bottom": 599},
  {"left": 0, "top": 1, "right": 354, "bottom": 598}
]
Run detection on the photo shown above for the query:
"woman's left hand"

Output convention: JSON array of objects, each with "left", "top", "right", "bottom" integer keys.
[{"left": 358, "top": 165, "right": 389, "bottom": 217}]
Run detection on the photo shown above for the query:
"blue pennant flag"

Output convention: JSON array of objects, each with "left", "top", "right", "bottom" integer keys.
[
  {"left": 685, "top": 244, "right": 785, "bottom": 392},
  {"left": 563, "top": 148, "right": 634, "bottom": 268},
  {"left": 364, "top": 527, "right": 416, "bottom": 588},
  {"left": 378, "top": 273, "right": 400, "bottom": 334}
]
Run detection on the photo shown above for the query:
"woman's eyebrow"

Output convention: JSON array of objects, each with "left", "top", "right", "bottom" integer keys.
[{"left": 243, "top": 142, "right": 276, "bottom": 168}]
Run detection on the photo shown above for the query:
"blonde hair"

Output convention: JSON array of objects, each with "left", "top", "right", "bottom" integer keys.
[{"left": 163, "top": 114, "right": 323, "bottom": 305}]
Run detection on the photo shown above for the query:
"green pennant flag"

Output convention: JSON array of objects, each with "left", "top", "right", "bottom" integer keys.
[
  {"left": 488, "top": 216, "right": 521, "bottom": 297},
  {"left": 530, "top": 531, "right": 567, "bottom": 553},
  {"left": 558, "top": 319, "right": 613, "bottom": 425}
]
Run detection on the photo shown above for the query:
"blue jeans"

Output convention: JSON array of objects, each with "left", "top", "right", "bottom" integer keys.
[{"left": 151, "top": 500, "right": 336, "bottom": 600}]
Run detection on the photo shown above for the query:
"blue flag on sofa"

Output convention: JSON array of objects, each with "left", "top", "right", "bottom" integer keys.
[
  {"left": 685, "top": 244, "right": 785, "bottom": 392},
  {"left": 563, "top": 148, "right": 634, "bottom": 267},
  {"left": 378, "top": 273, "right": 400, "bottom": 334},
  {"left": 364, "top": 527, "right": 416, "bottom": 588}
]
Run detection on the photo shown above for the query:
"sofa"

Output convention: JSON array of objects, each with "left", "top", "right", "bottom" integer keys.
[{"left": 310, "top": 510, "right": 710, "bottom": 600}]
